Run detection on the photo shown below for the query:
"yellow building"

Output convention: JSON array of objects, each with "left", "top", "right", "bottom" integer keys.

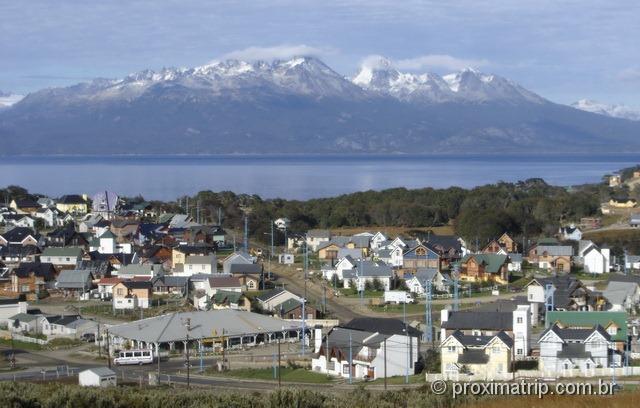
[
  {"left": 441, "top": 330, "right": 512, "bottom": 381},
  {"left": 608, "top": 197, "right": 637, "bottom": 208},
  {"left": 56, "top": 194, "right": 88, "bottom": 215}
]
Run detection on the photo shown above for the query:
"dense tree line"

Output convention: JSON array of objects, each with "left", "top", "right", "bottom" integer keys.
[{"left": 1, "top": 177, "right": 606, "bottom": 245}]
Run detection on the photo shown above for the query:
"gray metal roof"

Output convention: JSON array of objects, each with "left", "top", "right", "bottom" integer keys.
[
  {"left": 457, "top": 349, "right": 489, "bottom": 364},
  {"left": 536, "top": 245, "right": 574, "bottom": 256},
  {"left": 604, "top": 281, "right": 637, "bottom": 306},
  {"left": 443, "top": 311, "right": 513, "bottom": 331},
  {"left": 108, "top": 310, "right": 301, "bottom": 343},
  {"left": 55, "top": 270, "right": 93, "bottom": 288},
  {"left": 342, "top": 261, "right": 393, "bottom": 279}
]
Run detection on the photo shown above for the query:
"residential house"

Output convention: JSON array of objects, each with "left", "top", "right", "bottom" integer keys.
[
  {"left": 222, "top": 251, "right": 254, "bottom": 274},
  {"left": 608, "top": 196, "right": 637, "bottom": 208},
  {"left": 401, "top": 243, "right": 440, "bottom": 274},
  {"left": 97, "top": 277, "right": 122, "bottom": 300},
  {"left": 139, "top": 245, "right": 173, "bottom": 268},
  {"left": 405, "top": 268, "right": 448, "bottom": 295},
  {"left": 305, "top": 229, "right": 332, "bottom": 251},
  {"left": 172, "top": 244, "right": 214, "bottom": 268},
  {"left": 545, "top": 310, "right": 628, "bottom": 352},
  {"left": 47, "top": 225, "right": 89, "bottom": 248},
  {"left": 78, "top": 214, "right": 107, "bottom": 233},
  {"left": 440, "top": 306, "right": 530, "bottom": 359},
  {"left": 312, "top": 318, "right": 421, "bottom": 380},
  {"left": 0, "top": 227, "right": 44, "bottom": 247},
  {"left": 228, "top": 263, "right": 262, "bottom": 290},
  {"left": 342, "top": 261, "right": 394, "bottom": 291},
  {"left": 151, "top": 275, "right": 188, "bottom": 295},
  {"left": 40, "top": 314, "right": 97, "bottom": 338},
  {"left": 2, "top": 214, "right": 36, "bottom": 229},
  {"left": 116, "top": 263, "right": 163, "bottom": 280},
  {"left": 7, "top": 262, "right": 57, "bottom": 295},
  {"left": 527, "top": 243, "right": 573, "bottom": 272},
  {"left": 112, "top": 281, "right": 152, "bottom": 309},
  {"left": 56, "top": 195, "right": 88, "bottom": 215},
  {"left": 7, "top": 313, "right": 43, "bottom": 334},
  {"left": 110, "top": 219, "right": 139, "bottom": 241},
  {"left": 276, "top": 298, "right": 318, "bottom": 320},
  {"left": 55, "top": 269, "right": 94, "bottom": 298},
  {"left": 559, "top": 224, "right": 583, "bottom": 241},
  {"left": 79, "top": 367, "right": 117, "bottom": 388},
  {"left": 40, "top": 247, "right": 83, "bottom": 268},
  {"left": 538, "top": 323, "right": 611, "bottom": 375},
  {"left": 321, "top": 256, "right": 357, "bottom": 281},
  {"left": 9, "top": 198, "right": 40, "bottom": 215},
  {"left": 421, "top": 234, "right": 463, "bottom": 268},
  {"left": 317, "top": 236, "right": 370, "bottom": 260},
  {"left": 33, "top": 207, "right": 58, "bottom": 228},
  {"left": 603, "top": 280, "right": 640, "bottom": 311},
  {"left": 578, "top": 240, "right": 610, "bottom": 274},
  {"left": 526, "top": 276, "right": 606, "bottom": 325},
  {"left": 507, "top": 253, "right": 523, "bottom": 272},
  {"left": 0, "top": 244, "right": 40, "bottom": 264},
  {"left": 369, "top": 231, "right": 388, "bottom": 250},
  {"left": 459, "top": 253, "right": 509, "bottom": 284},
  {"left": 625, "top": 256, "right": 640, "bottom": 270},
  {"left": 174, "top": 255, "right": 217, "bottom": 277},
  {"left": 256, "top": 288, "right": 302, "bottom": 312},
  {"left": 441, "top": 330, "right": 513, "bottom": 380},
  {"left": 210, "top": 290, "right": 250, "bottom": 311}
]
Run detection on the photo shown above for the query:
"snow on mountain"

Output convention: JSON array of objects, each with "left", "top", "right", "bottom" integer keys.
[
  {"left": 571, "top": 99, "right": 640, "bottom": 121},
  {"left": 352, "top": 57, "right": 544, "bottom": 104},
  {"left": 0, "top": 91, "right": 24, "bottom": 108}
]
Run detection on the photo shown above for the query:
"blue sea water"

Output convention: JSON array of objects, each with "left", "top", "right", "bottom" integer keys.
[{"left": 0, "top": 154, "right": 637, "bottom": 200}]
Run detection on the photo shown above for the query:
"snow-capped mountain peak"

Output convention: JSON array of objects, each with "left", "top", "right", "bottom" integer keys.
[
  {"left": 0, "top": 90, "right": 24, "bottom": 108},
  {"left": 571, "top": 99, "right": 640, "bottom": 121}
]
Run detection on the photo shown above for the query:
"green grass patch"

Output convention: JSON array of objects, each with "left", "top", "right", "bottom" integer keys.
[
  {"left": 0, "top": 338, "right": 44, "bottom": 351},
  {"left": 339, "top": 289, "right": 385, "bottom": 298},
  {"left": 208, "top": 367, "right": 334, "bottom": 384}
]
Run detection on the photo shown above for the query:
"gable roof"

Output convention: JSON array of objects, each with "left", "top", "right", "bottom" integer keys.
[
  {"left": 442, "top": 311, "right": 513, "bottom": 331},
  {"left": 545, "top": 311, "right": 626, "bottom": 341},
  {"left": 58, "top": 195, "right": 86, "bottom": 205},
  {"left": 0, "top": 227, "right": 40, "bottom": 244},
  {"left": 461, "top": 253, "right": 509, "bottom": 273},
  {"left": 55, "top": 270, "right": 94, "bottom": 288},
  {"left": 208, "top": 275, "right": 241, "bottom": 288},
  {"left": 12, "top": 262, "right": 56, "bottom": 279},
  {"left": 343, "top": 317, "right": 422, "bottom": 337},
  {"left": 41, "top": 247, "right": 83, "bottom": 258}
]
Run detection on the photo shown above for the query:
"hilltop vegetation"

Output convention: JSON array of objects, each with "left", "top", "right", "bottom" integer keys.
[{"left": 2, "top": 177, "right": 607, "bottom": 245}]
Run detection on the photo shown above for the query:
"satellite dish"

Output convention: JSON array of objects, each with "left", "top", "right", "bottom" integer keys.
[{"left": 92, "top": 191, "right": 119, "bottom": 213}]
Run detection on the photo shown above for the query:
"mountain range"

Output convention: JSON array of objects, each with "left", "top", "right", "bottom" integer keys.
[
  {"left": 1, "top": 56, "right": 639, "bottom": 155},
  {"left": 571, "top": 99, "right": 640, "bottom": 121}
]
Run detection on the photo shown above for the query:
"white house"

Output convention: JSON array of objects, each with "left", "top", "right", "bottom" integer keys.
[
  {"left": 538, "top": 323, "right": 611, "bottom": 376},
  {"left": 7, "top": 313, "right": 43, "bottom": 334},
  {"left": 603, "top": 280, "right": 640, "bottom": 311},
  {"left": 626, "top": 255, "right": 640, "bottom": 271},
  {"left": 342, "top": 261, "right": 394, "bottom": 291},
  {"left": 175, "top": 255, "right": 217, "bottom": 276},
  {"left": 405, "top": 268, "right": 448, "bottom": 295},
  {"left": 578, "top": 240, "right": 610, "bottom": 274},
  {"left": 312, "top": 319, "right": 420, "bottom": 380},
  {"left": 507, "top": 253, "right": 523, "bottom": 272},
  {"left": 559, "top": 224, "right": 583, "bottom": 241},
  {"left": 370, "top": 231, "right": 388, "bottom": 250},
  {"left": 306, "top": 229, "right": 331, "bottom": 251},
  {"left": 321, "top": 256, "right": 357, "bottom": 281},
  {"left": 79, "top": 367, "right": 117, "bottom": 387},
  {"left": 256, "top": 288, "right": 302, "bottom": 312},
  {"left": 40, "top": 247, "right": 83, "bottom": 267},
  {"left": 33, "top": 208, "right": 57, "bottom": 227},
  {"left": 222, "top": 252, "right": 254, "bottom": 274}
]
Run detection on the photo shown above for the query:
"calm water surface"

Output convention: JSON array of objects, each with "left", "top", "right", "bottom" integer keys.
[{"left": 0, "top": 155, "right": 637, "bottom": 200}]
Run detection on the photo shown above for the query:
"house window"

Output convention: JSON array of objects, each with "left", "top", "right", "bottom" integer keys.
[
  {"left": 492, "top": 347, "right": 501, "bottom": 354},
  {"left": 529, "top": 293, "right": 533, "bottom": 300},
  {"left": 447, "top": 346, "right": 456, "bottom": 353},
  {"left": 607, "top": 326, "right": 618, "bottom": 335},
  {"left": 517, "top": 317, "right": 523, "bottom": 324},
  {"left": 564, "top": 363, "right": 569, "bottom": 370},
  {"left": 189, "top": 265, "right": 193, "bottom": 270},
  {"left": 516, "top": 348, "right": 523, "bottom": 355},
  {"left": 117, "top": 288, "right": 124, "bottom": 296},
  {"left": 586, "top": 362, "right": 591, "bottom": 369},
  {"left": 342, "top": 364, "right": 350, "bottom": 375}
]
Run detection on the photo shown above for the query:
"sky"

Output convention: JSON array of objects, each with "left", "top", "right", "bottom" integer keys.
[{"left": 1, "top": 0, "right": 639, "bottom": 106}]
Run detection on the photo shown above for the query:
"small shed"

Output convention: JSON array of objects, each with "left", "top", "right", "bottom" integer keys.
[{"left": 79, "top": 367, "right": 117, "bottom": 387}]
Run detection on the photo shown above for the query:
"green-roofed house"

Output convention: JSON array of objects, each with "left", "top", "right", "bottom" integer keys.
[
  {"left": 275, "top": 298, "right": 318, "bottom": 320},
  {"left": 212, "top": 290, "right": 250, "bottom": 311},
  {"left": 8, "top": 312, "right": 43, "bottom": 333},
  {"left": 545, "top": 311, "right": 628, "bottom": 350},
  {"left": 460, "top": 253, "right": 510, "bottom": 284},
  {"left": 40, "top": 247, "right": 83, "bottom": 267}
]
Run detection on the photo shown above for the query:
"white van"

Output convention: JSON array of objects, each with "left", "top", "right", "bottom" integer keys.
[{"left": 113, "top": 349, "right": 154, "bottom": 366}]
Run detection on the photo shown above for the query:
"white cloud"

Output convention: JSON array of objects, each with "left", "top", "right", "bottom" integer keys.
[
  {"left": 218, "top": 44, "right": 336, "bottom": 62},
  {"left": 396, "top": 54, "right": 489, "bottom": 71},
  {"left": 618, "top": 67, "right": 640, "bottom": 82}
]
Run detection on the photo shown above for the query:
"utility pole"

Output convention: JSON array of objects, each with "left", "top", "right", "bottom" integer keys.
[
  {"left": 106, "top": 328, "right": 111, "bottom": 369},
  {"left": 348, "top": 332, "right": 353, "bottom": 384},
  {"left": 425, "top": 279, "right": 432, "bottom": 343},
  {"left": 404, "top": 301, "right": 409, "bottom": 384},
  {"left": 277, "top": 338, "right": 282, "bottom": 387},
  {"left": 184, "top": 318, "right": 191, "bottom": 388},
  {"left": 383, "top": 338, "right": 388, "bottom": 390},
  {"left": 221, "top": 329, "right": 226, "bottom": 371},
  {"left": 270, "top": 220, "right": 274, "bottom": 280},
  {"left": 243, "top": 216, "right": 248, "bottom": 253}
]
